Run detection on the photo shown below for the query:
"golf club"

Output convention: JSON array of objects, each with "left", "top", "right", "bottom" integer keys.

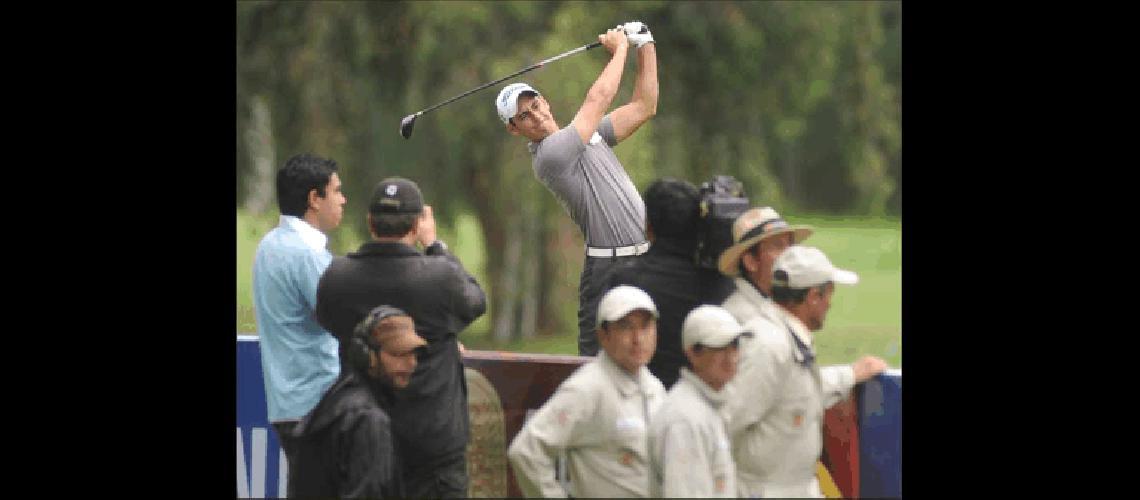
[{"left": 400, "top": 40, "right": 602, "bottom": 139}]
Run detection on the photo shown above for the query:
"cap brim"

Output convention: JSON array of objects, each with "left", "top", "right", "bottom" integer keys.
[
  {"left": 692, "top": 329, "right": 752, "bottom": 349},
  {"left": 384, "top": 333, "right": 428, "bottom": 354},
  {"left": 598, "top": 305, "right": 660, "bottom": 327},
  {"left": 831, "top": 268, "right": 859, "bottom": 285},
  {"left": 717, "top": 226, "right": 815, "bottom": 277}
]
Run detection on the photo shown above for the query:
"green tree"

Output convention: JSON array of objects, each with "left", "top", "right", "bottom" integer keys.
[{"left": 236, "top": 0, "right": 902, "bottom": 342}]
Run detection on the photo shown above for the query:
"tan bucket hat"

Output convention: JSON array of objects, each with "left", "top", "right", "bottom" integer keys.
[{"left": 717, "top": 207, "right": 813, "bottom": 277}]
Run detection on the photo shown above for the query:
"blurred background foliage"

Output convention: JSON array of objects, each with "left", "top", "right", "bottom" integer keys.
[{"left": 236, "top": 0, "right": 901, "bottom": 361}]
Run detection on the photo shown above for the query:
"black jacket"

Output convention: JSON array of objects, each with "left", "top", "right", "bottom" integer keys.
[
  {"left": 607, "top": 237, "right": 736, "bottom": 388},
  {"left": 288, "top": 367, "right": 401, "bottom": 498},
  {"left": 315, "top": 241, "right": 487, "bottom": 467}
]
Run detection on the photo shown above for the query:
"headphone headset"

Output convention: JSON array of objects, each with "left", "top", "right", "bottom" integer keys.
[{"left": 347, "top": 305, "right": 409, "bottom": 372}]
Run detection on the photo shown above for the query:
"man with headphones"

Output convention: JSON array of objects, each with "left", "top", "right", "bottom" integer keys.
[{"left": 286, "top": 305, "right": 426, "bottom": 498}]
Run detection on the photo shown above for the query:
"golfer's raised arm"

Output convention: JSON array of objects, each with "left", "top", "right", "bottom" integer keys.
[
  {"left": 611, "top": 22, "right": 658, "bottom": 143},
  {"left": 571, "top": 28, "right": 628, "bottom": 144}
]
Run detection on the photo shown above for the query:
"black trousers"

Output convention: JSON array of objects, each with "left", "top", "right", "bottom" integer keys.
[
  {"left": 402, "top": 451, "right": 468, "bottom": 498},
  {"left": 577, "top": 254, "right": 642, "bottom": 356}
]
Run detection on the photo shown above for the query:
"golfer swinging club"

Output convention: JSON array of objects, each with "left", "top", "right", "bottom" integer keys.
[{"left": 495, "top": 21, "right": 657, "bottom": 356}]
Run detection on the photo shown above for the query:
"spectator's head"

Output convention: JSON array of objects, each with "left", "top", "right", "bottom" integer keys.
[
  {"left": 368, "top": 177, "right": 424, "bottom": 238},
  {"left": 717, "top": 207, "right": 813, "bottom": 295},
  {"left": 350, "top": 305, "right": 427, "bottom": 389},
  {"left": 275, "top": 153, "right": 345, "bottom": 232},
  {"left": 496, "top": 82, "right": 557, "bottom": 141},
  {"left": 682, "top": 305, "right": 750, "bottom": 391},
  {"left": 596, "top": 286, "right": 659, "bottom": 375},
  {"left": 771, "top": 246, "right": 858, "bottom": 331},
  {"left": 644, "top": 178, "right": 701, "bottom": 244}
]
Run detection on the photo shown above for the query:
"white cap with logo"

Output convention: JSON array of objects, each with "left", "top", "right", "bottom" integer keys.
[
  {"left": 682, "top": 305, "right": 751, "bottom": 350},
  {"left": 495, "top": 82, "right": 540, "bottom": 124},
  {"left": 772, "top": 246, "right": 859, "bottom": 289},
  {"left": 596, "top": 285, "right": 659, "bottom": 328}
]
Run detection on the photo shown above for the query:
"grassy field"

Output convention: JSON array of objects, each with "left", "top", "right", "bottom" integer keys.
[{"left": 237, "top": 210, "right": 901, "bottom": 368}]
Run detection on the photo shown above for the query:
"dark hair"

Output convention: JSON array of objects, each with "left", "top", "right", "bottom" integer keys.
[
  {"left": 771, "top": 285, "right": 811, "bottom": 305},
  {"left": 276, "top": 153, "right": 339, "bottom": 217},
  {"left": 645, "top": 178, "right": 700, "bottom": 239},
  {"left": 369, "top": 212, "right": 419, "bottom": 237},
  {"left": 738, "top": 244, "right": 762, "bottom": 278},
  {"left": 772, "top": 277, "right": 831, "bottom": 306}
]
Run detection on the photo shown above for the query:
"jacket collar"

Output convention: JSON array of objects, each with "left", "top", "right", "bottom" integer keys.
[
  {"left": 280, "top": 215, "right": 327, "bottom": 252},
  {"left": 597, "top": 351, "right": 650, "bottom": 398},
  {"left": 294, "top": 369, "right": 359, "bottom": 436},
  {"left": 733, "top": 277, "right": 782, "bottom": 318},
  {"left": 734, "top": 276, "right": 770, "bottom": 301},
  {"left": 678, "top": 367, "right": 729, "bottom": 408},
  {"left": 776, "top": 307, "right": 815, "bottom": 363},
  {"left": 348, "top": 240, "right": 422, "bottom": 258}
]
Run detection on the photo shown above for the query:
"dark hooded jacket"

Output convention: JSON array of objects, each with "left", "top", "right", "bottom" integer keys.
[
  {"left": 286, "top": 365, "right": 402, "bottom": 498},
  {"left": 315, "top": 241, "right": 486, "bottom": 468}
]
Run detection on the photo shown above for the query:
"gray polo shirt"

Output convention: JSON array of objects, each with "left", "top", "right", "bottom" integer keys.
[{"left": 528, "top": 115, "right": 646, "bottom": 248}]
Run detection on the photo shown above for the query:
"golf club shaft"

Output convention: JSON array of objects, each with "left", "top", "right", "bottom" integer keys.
[{"left": 412, "top": 41, "right": 603, "bottom": 118}]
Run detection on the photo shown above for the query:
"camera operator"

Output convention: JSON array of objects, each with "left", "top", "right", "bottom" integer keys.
[{"left": 607, "top": 178, "right": 736, "bottom": 388}]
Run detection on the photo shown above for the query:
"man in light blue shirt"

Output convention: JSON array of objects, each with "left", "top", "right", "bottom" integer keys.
[{"left": 252, "top": 153, "right": 346, "bottom": 464}]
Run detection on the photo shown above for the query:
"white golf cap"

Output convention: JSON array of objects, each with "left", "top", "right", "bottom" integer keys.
[
  {"left": 682, "top": 305, "right": 751, "bottom": 350},
  {"left": 596, "top": 285, "right": 659, "bottom": 327},
  {"left": 495, "top": 82, "right": 540, "bottom": 124},
  {"left": 772, "top": 246, "right": 859, "bottom": 289}
]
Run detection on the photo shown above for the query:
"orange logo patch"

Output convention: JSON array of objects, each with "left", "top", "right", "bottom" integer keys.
[
  {"left": 620, "top": 451, "right": 634, "bottom": 466},
  {"left": 793, "top": 414, "right": 804, "bottom": 427}
]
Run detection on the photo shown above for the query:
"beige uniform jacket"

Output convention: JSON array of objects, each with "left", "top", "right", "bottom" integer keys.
[
  {"left": 508, "top": 351, "right": 666, "bottom": 498},
  {"left": 723, "top": 278, "right": 855, "bottom": 402},
  {"left": 723, "top": 283, "right": 856, "bottom": 498},
  {"left": 649, "top": 368, "right": 736, "bottom": 498}
]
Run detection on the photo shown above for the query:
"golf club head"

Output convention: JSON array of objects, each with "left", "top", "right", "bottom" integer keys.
[{"left": 400, "top": 114, "right": 417, "bottom": 139}]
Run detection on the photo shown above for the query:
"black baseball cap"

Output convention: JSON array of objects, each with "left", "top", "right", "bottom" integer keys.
[{"left": 369, "top": 177, "right": 424, "bottom": 214}]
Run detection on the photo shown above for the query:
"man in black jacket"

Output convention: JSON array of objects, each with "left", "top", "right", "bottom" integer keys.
[
  {"left": 316, "top": 177, "right": 487, "bottom": 498},
  {"left": 288, "top": 305, "right": 425, "bottom": 498},
  {"left": 607, "top": 178, "right": 736, "bottom": 388}
]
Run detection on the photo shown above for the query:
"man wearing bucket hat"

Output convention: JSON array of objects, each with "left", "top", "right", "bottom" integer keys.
[
  {"left": 316, "top": 177, "right": 487, "bottom": 498},
  {"left": 649, "top": 305, "right": 749, "bottom": 498},
  {"left": 508, "top": 285, "right": 667, "bottom": 498},
  {"left": 287, "top": 305, "right": 427, "bottom": 498},
  {"left": 725, "top": 246, "right": 888, "bottom": 498},
  {"left": 494, "top": 21, "right": 658, "bottom": 357},
  {"left": 717, "top": 206, "right": 814, "bottom": 329}
]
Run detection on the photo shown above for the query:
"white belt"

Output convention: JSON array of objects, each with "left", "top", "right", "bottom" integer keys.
[{"left": 585, "top": 241, "right": 650, "bottom": 258}]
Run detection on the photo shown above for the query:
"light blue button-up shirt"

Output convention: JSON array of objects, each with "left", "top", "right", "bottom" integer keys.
[{"left": 252, "top": 215, "right": 341, "bottom": 422}]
